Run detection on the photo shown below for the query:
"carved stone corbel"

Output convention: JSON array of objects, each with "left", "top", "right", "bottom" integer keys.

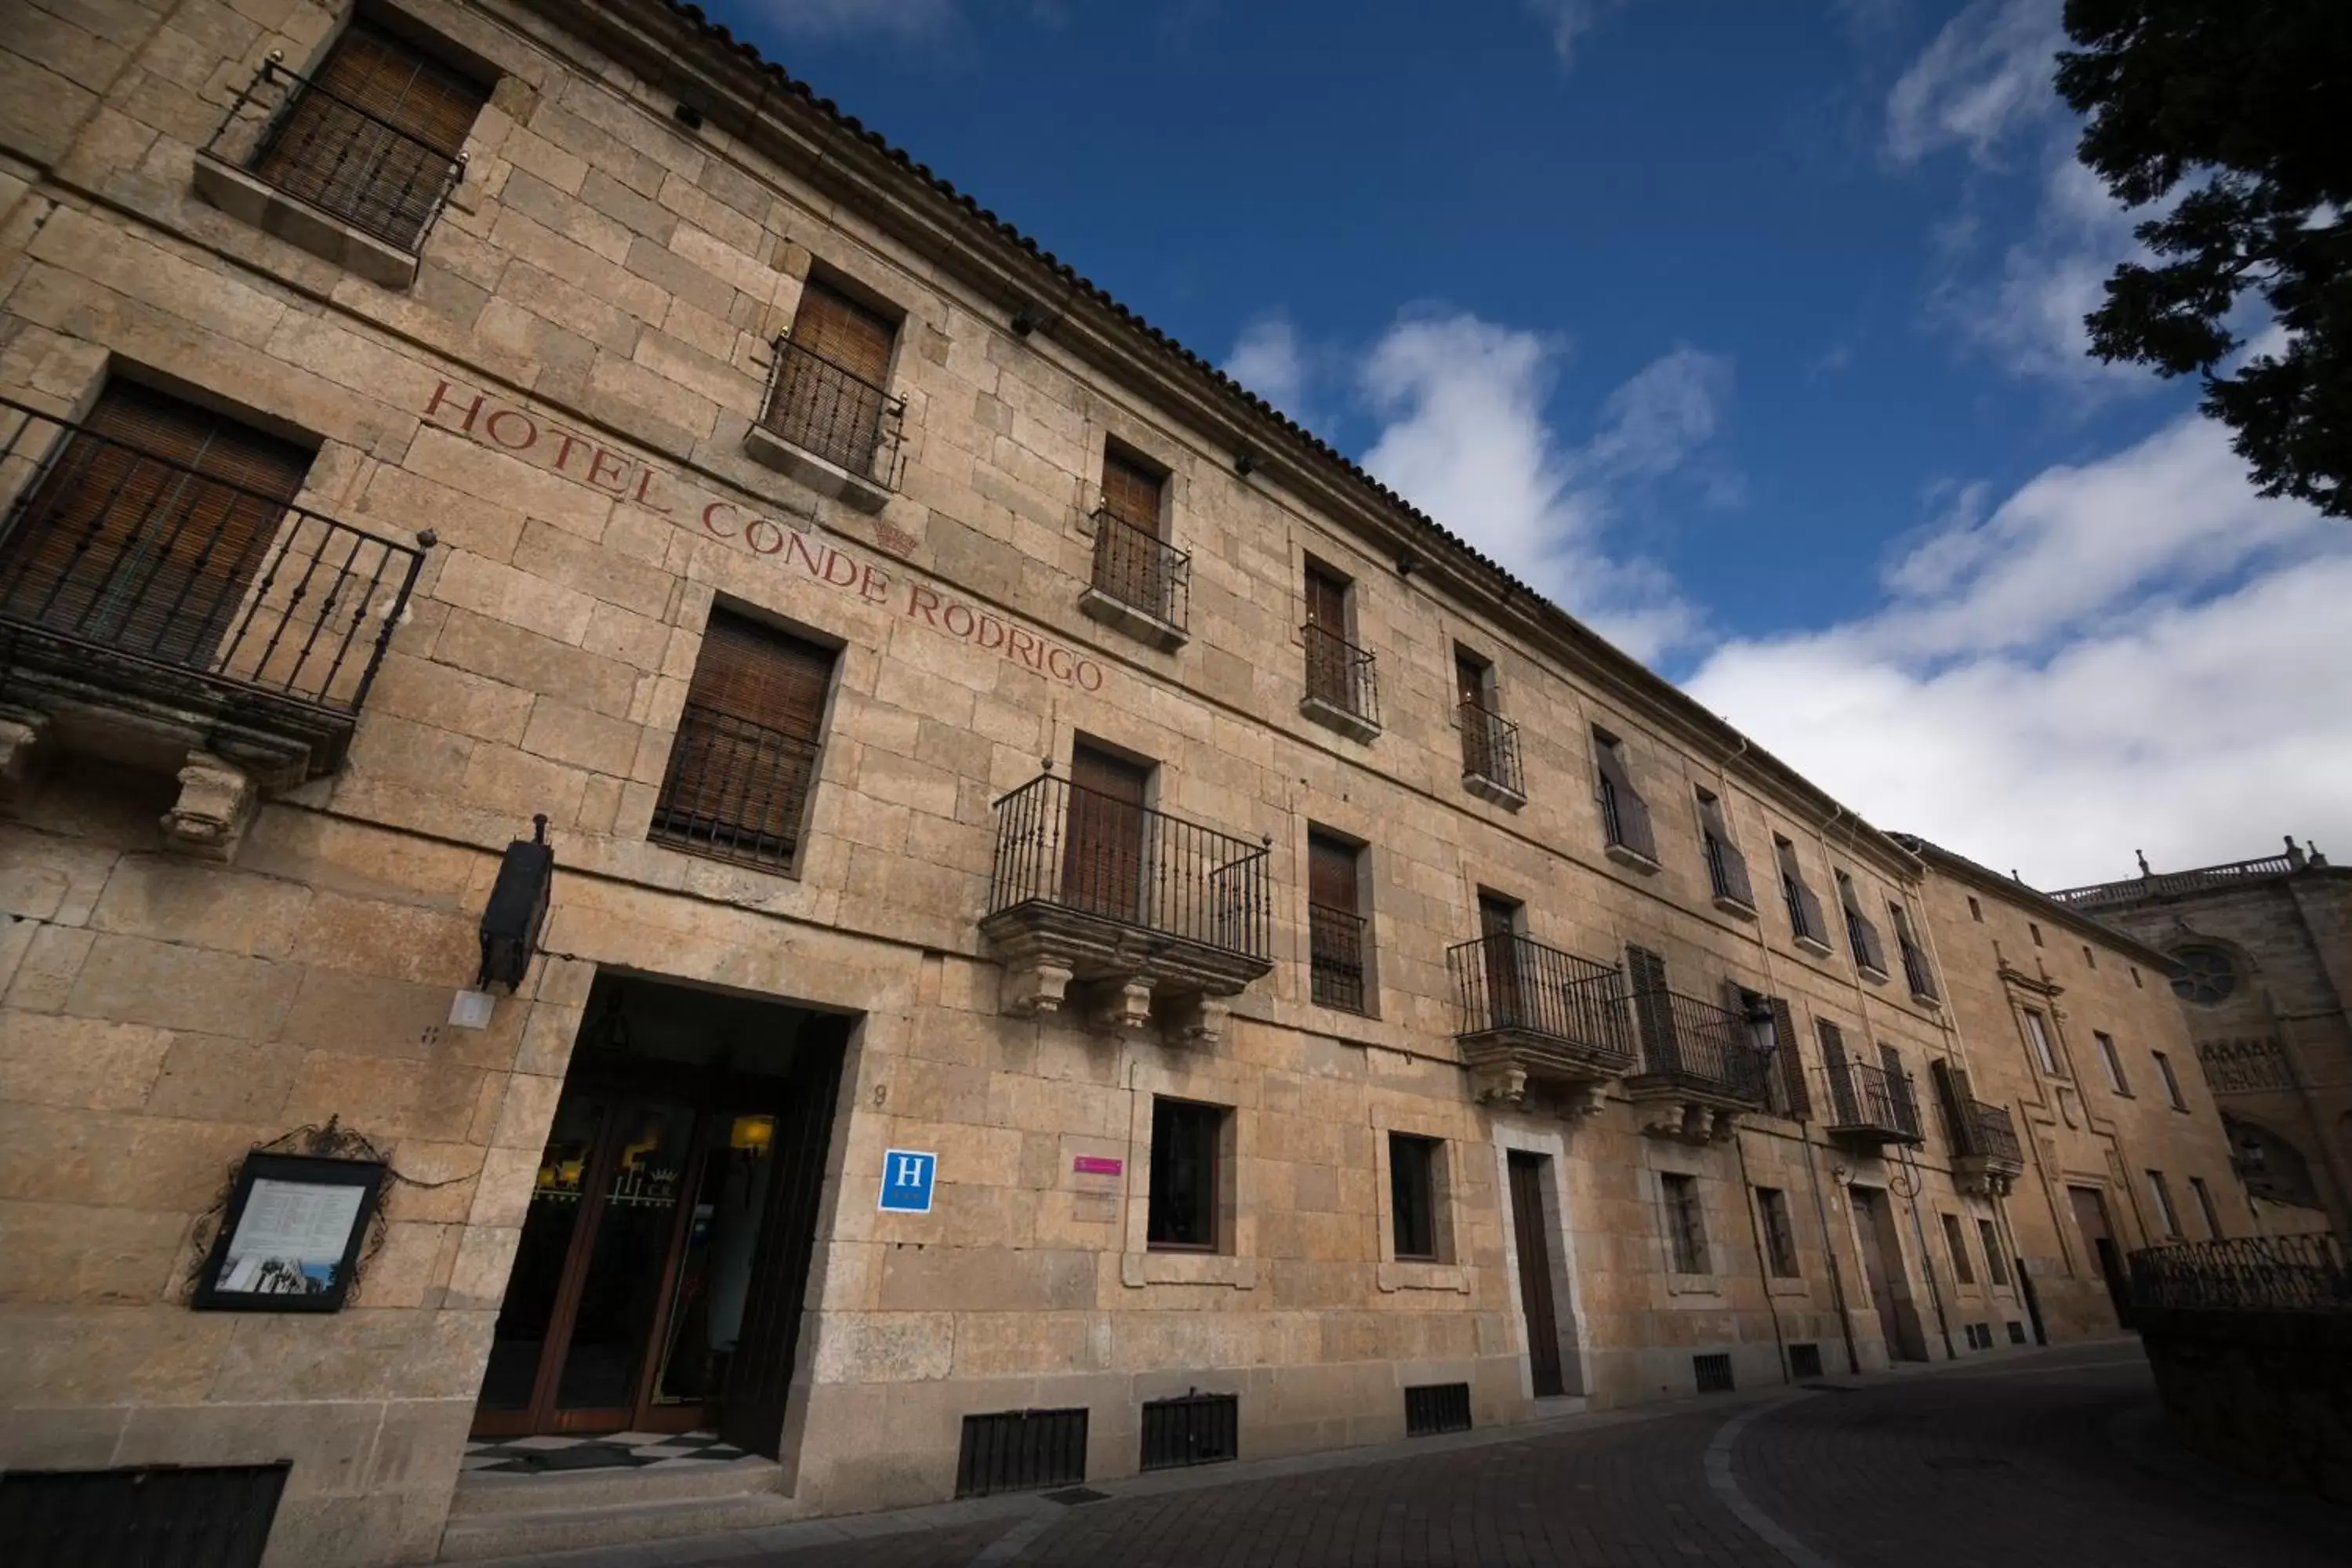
[
  {"left": 161, "top": 751, "right": 256, "bottom": 859},
  {"left": 1090, "top": 976, "right": 1154, "bottom": 1034},
  {"left": 1472, "top": 1062, "right": 1530, "bottom": 1109},
  {"left": 1170, "top": 993, "right": 1232, "bottom": 1047},
  {"left": 1000, "top": 960, "right": 1074, "bottom": 1017},
  {"left": 0, "top": 706, "right": 49, "bottom": 816},
  {"left": 1556, "top": 1083, "right": 1606, "bottom": 1120}
]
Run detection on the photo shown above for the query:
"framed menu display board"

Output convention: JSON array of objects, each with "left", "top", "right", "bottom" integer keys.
[{"left": 192, "top": 1152, "right": 387, "bottom": 1312}]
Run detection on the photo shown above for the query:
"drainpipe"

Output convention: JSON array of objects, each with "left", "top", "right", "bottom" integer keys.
[
  {"left": 1732, "top": 1122, "right": 1791, "bottom": 1382},
  {"left": 1801, "top": 1128, "right": 1862, "bottom": 1376},
  {"left": 1893, "top": 1142, "right": 1958, "bottom": 1359}
]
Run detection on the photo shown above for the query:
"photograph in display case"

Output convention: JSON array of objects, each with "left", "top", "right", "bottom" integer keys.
[{"left": 192, "top": 1152, "right": 387, "bottom": 1313}]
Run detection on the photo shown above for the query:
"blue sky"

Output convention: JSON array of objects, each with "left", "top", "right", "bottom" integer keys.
[{"left": 704, "top": 0, "right": 2352, "bottom": 885}]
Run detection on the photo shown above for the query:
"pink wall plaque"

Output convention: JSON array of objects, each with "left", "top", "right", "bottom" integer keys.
[{"left": 1072, "top": 1156, "right": 1123, "bottom": 1177}]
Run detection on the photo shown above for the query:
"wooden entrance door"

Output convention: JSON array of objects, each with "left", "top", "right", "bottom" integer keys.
[
  {"left": 1507, "top": 1152, "right": 1566, "bottom": 1397},
  {"left": 1062, "top": 744, "right": 1149, "bottom": 922},
  {"left": 1850, "top": 1185, "right": 1919, "bottom": 1360},
  {"left": 2068, "top": 1185, "right": 2134, "bottom": 1328},
  {"left": 1479, "top": 894, "right": 1523, "bottom": 1030}
]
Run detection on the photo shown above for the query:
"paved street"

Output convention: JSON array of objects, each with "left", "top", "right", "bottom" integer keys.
[{"left": 484, "top": 1344, "right": 2352, "bottom": 1568}]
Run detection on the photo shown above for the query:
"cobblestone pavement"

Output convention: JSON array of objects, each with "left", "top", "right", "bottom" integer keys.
[{"left": 492, "top": 1343, "right": 2350, "bottom": 1568}]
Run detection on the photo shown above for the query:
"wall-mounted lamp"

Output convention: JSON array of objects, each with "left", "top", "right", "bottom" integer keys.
[{"left": 477, "top": 815, "right": 554, "bottom": 991}]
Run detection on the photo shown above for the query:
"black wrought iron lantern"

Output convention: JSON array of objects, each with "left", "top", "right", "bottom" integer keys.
[{"left": 478, "top": 815, "right": 553, "bottom": 990}]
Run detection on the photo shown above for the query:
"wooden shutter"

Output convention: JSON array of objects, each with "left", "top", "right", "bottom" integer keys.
[
  {"left": 1879, "top": 1044, "right": 1918, "bottom": 1134},
  {"left": 1308, "top": 833, "right": 1358, "bottom": 913},
  {"left": 0, "top": 382, "right": 310, "bottom": 671},
  {"left": 310, "top": 25, "right": 485, "bottom": 153},
  {"left": 1931, "top": 1058, "right": 1979, "bottom": 1155},
  {"left": 1062, "top": 744, "right": 1149, "bottom": 919},
  {"left": 653, "top": 612, "right": 835, "bottom": 864},
  {"left": 1770, "top": 996, "right": 1809, "bottom": 1117},
  {"left": 1778, "top": 840, "right": 1828, "bottom": 941},
  {"left": 790, "top": 281, "right": 895, "bottom": 386},
  {"left": 1626, "top": 944, "right": 1676, "bottom": 1071},
  {"left": 1697, "top": 794, "right": 1754, "bottom": 906},
  {"left": 1594, "top": 735, "right": 1657, "bottom": 859},
  {"left": 1303, "top": 562, "right": 1348, "bottom": 630},
  {"left": 1099, "top": 448, "right": 1163, "bottom": 534},
  {"left": 1455, "top": 651, "right": 1489, "bottom": 710},
  {"left": 1818, "top": 1018, "right": 1856, "bottom": 1123}
]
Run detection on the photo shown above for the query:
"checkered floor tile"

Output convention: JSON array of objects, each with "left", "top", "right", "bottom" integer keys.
[{"left": 462, "top": 1429, "right": 750, "bottom": 1474}]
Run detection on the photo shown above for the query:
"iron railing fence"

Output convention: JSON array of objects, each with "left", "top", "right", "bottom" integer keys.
[
  {"left": 2050, "top": 851, "right": 2303, "bottom": 910},
  {"left": 1447, "top": 933, "right": 1632, "bottom": 1069},
  {"left": 1705, "top": 833, "right": 1755, "bottom": 908},
  {"left": 1307, "top": 902, "right": 1368, "bottom": 1012},
  {"left": 758, "top": 332, "right": 906, "bottom": 487},
  {"left": 1599, "top": 775, "right": 1655, "bottom": 859},
  {"left": 648, "top": 703, "right": 821, "bottom": 869},
  {"left": 1782, "top": 871, "right": 1827, "bottom": 946},
  {"left": 1900, "top": 938, "right": 1940, "bottom": 1000},
  {"left": 1624, "top": 987, "right": 1772, "bottom": 1102},
  {"left": 208, "top": 56, "right": 467, "bottom": 253},
  {"left": 0, "top": 398, "right": 426, "bottom": 717},
  {"left": 986, "top": 771, "right": 1271, "bottom": 961},
  {"left": 1089, "top": 506, "right": 1190, "bottom": 632},
  {"left": 2129, "top": 1234, "right": 2352, "bottom": 1312},
  {"left": 1844, "top": 907, "right": 1889, "bottom": 975},
  {"left": 1302, "top": 621, "right": 1378, "bottom": 728},
  {"left": 1458, "top": 700, "right": 1523, "bottom": 797},
  {"left": 1970, "top": 1101, "right": 2023, "bottom": 1167},
  {"left": 1824, "top": 1057, "right": 1921, "bottom": 1138}
]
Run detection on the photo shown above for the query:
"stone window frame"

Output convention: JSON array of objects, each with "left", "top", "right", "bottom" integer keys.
[
  {"left": 1118, "top": 1058, "right": 1257, "bottom": 1290},
  {"left": 1649, "top": 1156, "right": 1721, "bottom": 1297},
  {"left": 1751, "top": 1185, "right": 1807, "bottom": 1294},
  {"left": 1298, "top": 817, "right": 1382, "bottom": 1022},
  {"left": 1488, "top": 1123, "right": 1592, "bottom": 1398},
  {"left": 1370, "top": 1100, "right": 1470, "bottom": 1295}
]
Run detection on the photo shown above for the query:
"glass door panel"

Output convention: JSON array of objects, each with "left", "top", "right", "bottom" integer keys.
[
  {"left": 554, "top": 1102, "right": 698, "bottom": 1417},
  {"left": 653, "top": 1114, "right": 777, "bottom": 1406},
  {"left": 475, "top": 1096, "right": 607, "bottom": 1425}
]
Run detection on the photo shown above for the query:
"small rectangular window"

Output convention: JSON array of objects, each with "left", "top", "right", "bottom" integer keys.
[
  {"left": 1147, "top": 1098, "right": 1227, "bottom": 1251},
  {"left": 1976, "top": 1218, "right": 2011, "bottom": 1286},
  {"left": 2147, "top": 1170, "right": 2181, "bottom": 1238},
  {"left": 2188, "top": 1175, "right": 2223, "bottom": 1240},
  {"left": 1940, "top": 1213, "right": 1976, "bottom": 1285},
  {"left": 2154, "top": 1051, "right": 2188, "bottom": 1110},
  {"left": 1756, "top": 1187, "right": 1799, "bottom": 1278},
  {"left": 2022, "top": 1009, "right": 2062, "bottom": 1076},
  {"left": 1306, "top": 829, "right": 1369, "bottom": 1013},
  {"left": 2130, "top": 965, "right": 2143, "bottom": 988},
  {"left": 1592, "top": 728, "right": 1657, "bottom": 860},
  {"left": 2095, "top": 1032, "right": 2131, "bottom": 1095},
  {"left": 1388, "top": 1133, "right": 1442, "bottom": 1262},
  {"left": 1697, "top": 789, "right": 1755, "bottom": 907},
  {"left": 1661, "top": 1172, "right": 1708, "bottom": 1274},
  {"left": 1776, "top": 837, "right": 1828, "bottom": 946},
  {"left": 2083, "top": 944, "right": 2096, "bottom": 968},
  {"left": 771, "top": 279, "right": 898, "bottom": 477},
  {"left": 653, "top": 610, "right": 837, "bottom": 870},
  {"left": 1967, "top": 895, "right": 1983, "bottom": 922},
  {"left": 1301, "top": 558, "right": 1373, "bottom": 723},
  {"left": 2028, "top": 921, "right": 2044, "bottom": 947},
  {"left": 1090, "top": 443, "right": 1183, "bottom": 627}
]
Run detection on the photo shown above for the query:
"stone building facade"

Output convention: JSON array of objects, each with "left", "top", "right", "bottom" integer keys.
[
  {"left": 0, "top": 2, "right": 2262, "bottom": 1563},
  {"left": 1896, "top": 840, "right": 2254, "bottom": 1343},
  {"left": 2045, "top": 842, "right": 2352, "bottom": 1240}
]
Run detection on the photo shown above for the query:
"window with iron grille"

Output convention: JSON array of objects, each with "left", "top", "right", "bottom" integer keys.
[
  {"left": 1661, "top": 1173, "right": 1708, "bottom": 1274},
  {"left": 2096, "top": 1032, "right": 2131, "bottom": 1095},
  {"left": 1891, "top": 902, "right": 1937, "bottom": 999},
  {"left": 1836, "top": 871, "right": 1888, "bottom": 975},
  {"left": 1592, "top": 728, "right": 1657, "bottom": 860},
  {"left": 955, "top": 1408, "right": 1087, "bottom": 1497},
  {"left": 1455, "top": 647, "right": 1521, "bottom": 797},
  {"left": 1403, "top": 1381, "right": 1472, "bottom": 1436},
  {"left": 1389, "top": 1133, "right": 1443, "bottom": 1262},
  {"left": 1307, "top": 829, "right": 1370, "bottom": 1014},
  {"left": 766, "top": 279, "right": 899, "bottom": 479},
  {"left": 2188, "top": 1175, "right": 2223, "bottom": 1240},
  {"left": 2153, "top": 1050, "right": 2190, "bottom": 1111},
  {"left": 1940, "top": 1213, "right": 1976, "bottom": 1285},
  {"left": 1977, "top": 1219, "right": 2011, "bottom": 1286},
  {"left": 1775, "top": 836, "right": 1829, "bottom": 948},
  {"left": 1693, "top": 1352, "right": 1734, "bottom": 1393},
  {"left": 1147, "top": 1098, "right": 1227, "bottom": 1251},
  {"left": 1091, "top": 444, "right": 1188, "bottom": 630},
  {"left": 652, "top": 611, "right": 835, "bottom": 870},
  {"left": 1755, "top": 1186, "right": 1800, "bottom": 1278},
  {"left": 248, "top": 24, "right": 488, "bottom": 252},
  {"left": 1788, "top": 1343, "right": 1824, "bottom": 1379},
  {"left": 1139, "top": 1392, "right": 1238, "bottom": 1471},
  {"left": 1696, "top": 789, "right": 1755, "bottom": 908},
  {"left": 1301, "top": 558, "right": 1375, "bottom": 725}
]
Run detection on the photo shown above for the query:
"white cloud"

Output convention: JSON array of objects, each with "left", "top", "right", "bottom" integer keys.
[
  {"left": 741, "top": 0, "right": 978, "bottom": 38},
  {"left": 1885, "top": 0, "right": 2063, "bottom": 165},
  {"left": 1524, "top": 0, "right": 1635, "bottom": 70},
  {"left": 1355, "top": 313, "right": 1727, "bottom": 662},
  {"left": 1221, "top": 315, "right": 1308, "bottom": 419},
  {"left": 1686, "top": 414, "right": 2352, "bottom": 887}
]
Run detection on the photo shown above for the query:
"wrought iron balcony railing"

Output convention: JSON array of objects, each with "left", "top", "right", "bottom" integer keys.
[
  {"left": 1782, "top": 872, "right": 1828, "bottom": 946},
  {"left": 1705, "top": 833, "right": 1755, "bottom": 909},
  {"left": 1624, "top": 987, "right": 1772, "bottom": 1105},
  {"left": 648, "top": 703, "right": 821, "bottom": 870},
  {"left": 1301, "top": 622, "right": 1378, "bottom": 729},
  {"left": 1969, "top": 1101, "right": 2023, "bottom": 1168},
  {"left": 1844, "top": 907, "right": 1889, "bottom": 976},
  {"left": 0, "top": 397, "right": 427, "bottom": 773},
  {"left": 1308, "top": 902, "right": 1368, "bottom": 1012},
  {"left": 1458, "top": 701, "right": 1523, "bottom": 798},
  {"left": 1824, "top": 1058, "right": 1923, "bottom": 1143},
  {"left": 985, "top": 772, "right": 1271, "bottom": 963},
  {"left": 2129, "top": 1234, "right": 2352, "bottom": 1313},
  {"left": 1448, "top": 933, "right": 1633, "bottom": 1076},
  {"left": 1900, "top": 938, "right": 1940, "bottom": 1000},
  {"left": 1599, "top": 775, "right": 1657, "bottom": 862},
  {"left": 207, "top": 56, "right": 468, "bottom": 254},
  {"left": 1089, "top": 506, "right": 1190, "bottom": 633},
  {"left": 757, "top": 332, "right": 906, "bottom": 488}
]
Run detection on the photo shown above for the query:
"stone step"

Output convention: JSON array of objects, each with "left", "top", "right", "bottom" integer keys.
[
  {"left": 437, "top": 1483, "right": 800, "bottom": 1560},
  {"left": 448, "top": 1454, "right": 781, "bottom": 1518}
]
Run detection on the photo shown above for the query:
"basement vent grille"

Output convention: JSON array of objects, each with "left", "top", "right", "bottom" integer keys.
[
  {"left": 0, "top": 1463, "right": 291, "bottom": 1568},
  {"left": 2007, "top": 1320, "right": 2028, "bottom": 1345},
  {"left": 954, "top": 1408, "right": 1088, "bottom": 1498},
  {"left": 1694, "top": 1353, "right": 1736, "bottom": 1393},
  {"left": 1403, "top": 1381, "right": 1472, "bottom": 1437},
  {"left": 1788, "top": 1343, "right": 1824, "bottom": 1380},
  {"left": 1140, "top": 1391, "right": 1239, "bottom": 1472}
]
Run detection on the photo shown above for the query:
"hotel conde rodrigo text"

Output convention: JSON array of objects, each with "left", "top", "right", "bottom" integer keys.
[{"left": 0, "top": 1, "right": 2279, "bottom": 1561}]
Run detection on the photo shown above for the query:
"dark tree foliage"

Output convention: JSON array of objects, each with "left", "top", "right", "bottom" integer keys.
[{"left": 2056, "top": 1, "right": 2351, "bottom": 517}]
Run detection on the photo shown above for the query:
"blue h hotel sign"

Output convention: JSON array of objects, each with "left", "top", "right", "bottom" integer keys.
[{"left": 878, "top": 1149, "right": 938, "bottom": 1214}]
